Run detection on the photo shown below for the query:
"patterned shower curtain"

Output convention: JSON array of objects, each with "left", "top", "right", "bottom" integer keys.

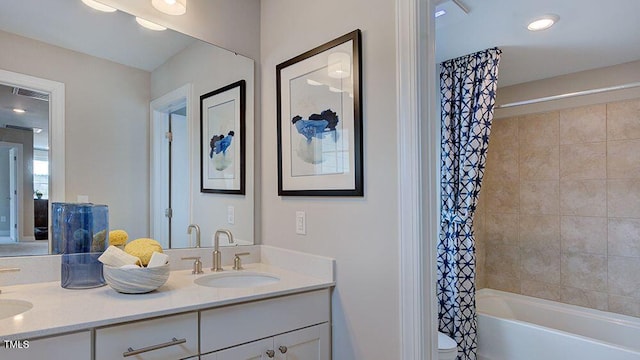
[{"left": 437, "top": 47, "right": 501, "bottom": 360}]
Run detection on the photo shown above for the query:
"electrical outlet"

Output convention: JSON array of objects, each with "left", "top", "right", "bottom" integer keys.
[
  {"left": 227, "top": 205, "right": 235, "bottom": 225},
  {"left": 295, "top": 211, "right": 306, "bottom": 235}
]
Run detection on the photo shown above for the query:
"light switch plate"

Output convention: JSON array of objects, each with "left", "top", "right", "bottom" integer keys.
[
  {"left": 295, "top": 211, "right": 306, "bottom": 235},
  {"left": 227, "top": 205, "right": 235, "bottom": 224}
]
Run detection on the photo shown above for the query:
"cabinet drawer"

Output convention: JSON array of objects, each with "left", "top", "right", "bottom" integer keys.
[
  {"left": 1, "top": 331, "right": 90, "bottom": 360},
  {"left": 200, "top": 289, "right": 330, "bottom": 354},
  {"left": 96, "top": 312, "right": 198, "bottom": 360}
]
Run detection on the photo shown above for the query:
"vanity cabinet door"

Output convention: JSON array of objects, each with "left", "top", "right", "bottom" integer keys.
[
  {"left": 95, "top": 312, "right": 198, "bottom": 360},
  {"left": 274, "top": 323, "right": 330, "bottom": 360},
  {"left": 201, "top": 338, "right": 272, "bottom": 360},
  {"left": 200, "top": 289, "right": 329, "bottom": 354},
  {"left": 0, "top": 330, "right": 90, "bottom": 360}
]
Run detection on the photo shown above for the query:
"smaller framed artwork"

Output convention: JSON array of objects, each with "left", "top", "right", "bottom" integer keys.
[
  {"left": 276, "top": 29, "right": 363, "bottom": 196},
  {"left": 200, "top": 80, "right": 246, "bottom": 194}
]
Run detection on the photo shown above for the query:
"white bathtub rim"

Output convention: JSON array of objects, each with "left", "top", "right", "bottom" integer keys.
[
  {"left": 478, "top": 311, "right": 640, "bottom": 356},
  {"left": 477, "top": 288, "right": 640, "bottom": 328},
  {"left": 477, "top": 288, "right": 640, "bottom": 355}
]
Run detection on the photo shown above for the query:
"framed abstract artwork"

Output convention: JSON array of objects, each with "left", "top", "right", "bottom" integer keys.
[
  {"left": 200, "top": 80, "right": 246, "bottom": 194},
  {"left": 276, "top": 29, "right": 363, "bottom": 196}
]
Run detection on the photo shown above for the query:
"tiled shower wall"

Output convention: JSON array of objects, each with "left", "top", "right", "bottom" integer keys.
[{"left": 475, "top": 98, "right": 640, "bottom": 317}]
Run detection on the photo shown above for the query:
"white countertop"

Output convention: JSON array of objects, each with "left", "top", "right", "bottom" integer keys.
[{"left": 0, "top": 246, "right": 335, "bottom": 341}]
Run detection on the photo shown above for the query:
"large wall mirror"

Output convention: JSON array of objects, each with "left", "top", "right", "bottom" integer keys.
[{"left": 0, "top": 0, "right": 255, "bottom": 257}]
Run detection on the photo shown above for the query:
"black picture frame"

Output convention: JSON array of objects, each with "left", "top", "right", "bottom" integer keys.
[
  {"left": 276, "top": 29, "right": 363, "bottom": 196},
  {"left": 200, "top": 80, "right": 246, "bottom": 194}
]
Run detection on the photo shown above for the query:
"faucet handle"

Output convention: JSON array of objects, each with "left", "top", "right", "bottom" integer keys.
[
  {"left": 232, "top": 252, "right": 250, "bottom": 270},
  {"left": 181, "top": 257, "right": 203, "bottom": 274}
]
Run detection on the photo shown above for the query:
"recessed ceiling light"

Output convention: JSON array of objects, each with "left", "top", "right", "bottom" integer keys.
[
  {"left": 33, "top": 127, "right": 43, "bottom": 134},
  {"left": 12, "top": 108, "right": 26, "bottom": 114},
  {"left": 135, "top": 17, "right": 167, "bottom": 31},
  {"left": 81, "top": 0, "right": 117, "bottom": 13},
  {"left": 528, "top": 15, "right": 559, "bottom": 31},
  {"left": 151, "top": 0, "right": 187, "bottom": 15},
  {"left": 435, "top": 10, "right": 447, "bottom": 18}
]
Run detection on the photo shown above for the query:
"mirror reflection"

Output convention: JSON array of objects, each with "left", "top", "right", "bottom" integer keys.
[{"left": 0, "top": 0, "right": 255, "bottom": 257}]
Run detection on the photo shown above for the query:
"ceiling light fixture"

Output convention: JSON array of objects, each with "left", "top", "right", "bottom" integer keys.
[
  {"left": 12, "top": 108, "right": 26, "bottom": 114},
  {"left": 306, "top": 79, "right": 323, "bottom": 86},
  {"left": 528, "top": 15, "right": 559, "bottom": 31},
  {"left": 33, "top": 127, "right": 43, "bottom": 134},
  {"left": 435, "top": 10, "right": 447, "bottom": 18},
  {"left": 81, "top": 0, "right": 117, "bottom": 13},
  {"left": 135, "top": 17, "right": 167, "bottom": 31},
  {"left": 151, "top": 0, "right": 187, "bottom": 15}
]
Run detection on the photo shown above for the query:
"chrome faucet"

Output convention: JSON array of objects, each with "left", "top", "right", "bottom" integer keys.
[
  {"left": 0, "top": 267, "right": 20, "bottom": 294},
  {"left": 187, "top": 224, "right": 201, "bottom": 248},
  {"left": 212, "top": 229, "right": 234, "bottom": 272}
]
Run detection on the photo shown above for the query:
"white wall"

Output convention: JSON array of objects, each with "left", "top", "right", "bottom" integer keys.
[
  {"left": 151, "top": 41, "right": 255, "bottom": 246},
  {"left": 261, "top": 1, "right": 400, "bottom": 359},
  {"left": 0, "top": 30, "right": 150, "bottom": 239}
]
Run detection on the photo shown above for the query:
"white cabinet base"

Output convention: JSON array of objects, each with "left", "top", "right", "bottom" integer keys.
[{"left": 0, "top": 331, "right": 91, "bottom": 360}]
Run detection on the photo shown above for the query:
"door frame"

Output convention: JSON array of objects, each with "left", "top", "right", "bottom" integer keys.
[
  {"left": 0, "top": 69, "right": 65, "bottom": 249},
  {"left": 150, "top": 84, "right": 193, "bottom": 247},
  {"left": 397, "top": 0, "right": 438, "bottom": 359},
  {"left": 1, "top": 143, "right": 23, "bottom": 242}
]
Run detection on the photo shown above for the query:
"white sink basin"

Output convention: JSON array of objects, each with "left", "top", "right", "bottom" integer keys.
[
  {"left": 0, "top": 299, "right": 33, "bottom": 320},
  {"left": 194, "top": 272, "right": 280, "bottom": 288}
]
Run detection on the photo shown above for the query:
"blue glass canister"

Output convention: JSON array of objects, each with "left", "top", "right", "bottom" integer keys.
[{"left": 52, "top": 203, "right": 109, "bottom": 289}]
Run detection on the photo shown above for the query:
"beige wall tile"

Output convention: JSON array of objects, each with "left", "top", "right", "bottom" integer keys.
[
  {"left": 485, "top": 147, "right": 519, "bottom": 183},
  {"left": 520, "top": 180, "right": 559, "bottom": 215},
  {"left": 609, "top": 295, "right": 640, "bottom": 318},
  {"left": 561, "top": 216, "right": 607, "bottom": 255},
  {"left": 486, "top": 274, "right": 520, "bottom": 293},
  {"left": 521, "top": 247, "right": 560, "bottom": 284},
  {"left": 561, "top": 287, "right": 609, "bottom": 311},
  {"left": 485, "top": 213, "right": 518, "bottom": 246},
  {"left": 608, "top": 218, "right": 640, "bottom": 257},
  {"left": 608, "top": 256, "right": 640, "bottom": 298},
  {"left": 559, "top": 104, "right": 606, "bottom": 144},
  {"left": 559, "top": 142, "right": 606, "bottom": 180},
  {"left": 519, "top": 215, "right": 560, "bottom": 251},
  {"left": 519, "top": 112, "right": 559, "bottom": 150},
  {"left": 560, "top": 180, "right": 607, "bottom": 217},
  {"left": 520, "top": 146, "right": 559, "bottom": 180},
  {"left": 521, "top": 280, "right": 561, "bottom": 301},
  {"left": 485, "top": 244, "right": 520, "bottom": 277},
  {"left": 608, "top": 179, "right": 640, "bottom": 218},
  {"left": 607, "top": 99, "right": 640, "bottom": 140},
  {"left": 484, "top": 180, "right": 519, "bottom": 214},
  {"left": 561, "top": 252, "right": 607, "bottom": 291},
  {"left": 490, "top": 117, "right": 519, "bottom": 149},
  {"left": 607, "top": 139, "right": 640, "bottom": 178}
]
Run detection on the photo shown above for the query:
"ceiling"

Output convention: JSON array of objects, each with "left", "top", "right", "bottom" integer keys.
[
  {"left": 0, "top": 0, "right": 197, "bottom": 151},
  {"left": 435, "top": 0, "right": 640, "bottom": 87}
]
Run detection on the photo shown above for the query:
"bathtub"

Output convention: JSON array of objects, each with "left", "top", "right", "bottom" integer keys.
[{"left": 476, "top": 289, "right": 640, "bottom": 360}]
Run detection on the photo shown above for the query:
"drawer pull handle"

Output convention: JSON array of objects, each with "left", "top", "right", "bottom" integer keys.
[
  {"left": 123, "top": 337, "right": 186, "bottom": 357},
  {"left": 266, "top": 349, "right": 275, "bottom": 358},
  {"left": 279, "top": 345, "right": 288, "bottom": 354}
]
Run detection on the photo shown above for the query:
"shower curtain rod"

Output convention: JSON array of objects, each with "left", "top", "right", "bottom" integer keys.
[{"left": 497, "top": 81, "right": 640, "bottom": 109}]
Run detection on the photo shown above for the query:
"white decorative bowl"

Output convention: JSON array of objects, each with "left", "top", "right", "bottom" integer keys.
[{"left": 103, "top": 264, "right": 170, "bottom": 294}]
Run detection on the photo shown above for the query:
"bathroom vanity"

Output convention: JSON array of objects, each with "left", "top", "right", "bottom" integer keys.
[{"left": 0, "top": 246, "right": 334, "bottom": 359}]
